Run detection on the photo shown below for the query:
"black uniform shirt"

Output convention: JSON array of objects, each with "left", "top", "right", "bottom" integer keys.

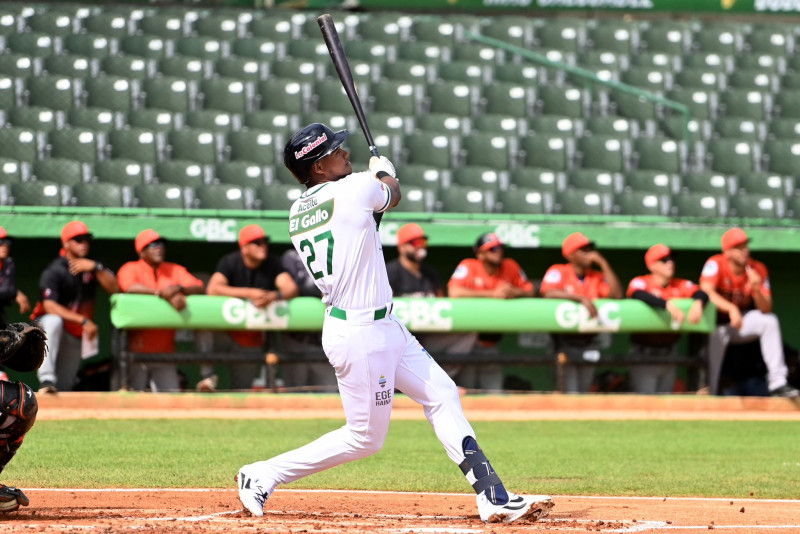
[
  {"left": 40, "top": 256, "right": 100, "bottom": 307},
  {"left": 215, "top": 251, "right": 285, "bottom": 290},
  {"left": 385, "top": 259, "right": 441, "bottom": 297},
  {"left": 0, "top": 258, "right": 17, "bottom": 326}
]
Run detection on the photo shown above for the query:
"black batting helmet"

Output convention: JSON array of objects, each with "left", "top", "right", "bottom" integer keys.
[{"left": 283, "top": 123, "right": 348, "bottom": 184}]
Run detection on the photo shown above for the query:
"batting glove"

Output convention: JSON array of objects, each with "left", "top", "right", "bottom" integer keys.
[{"left": 369, "top": 155, "right": 396, "bottom": 179}]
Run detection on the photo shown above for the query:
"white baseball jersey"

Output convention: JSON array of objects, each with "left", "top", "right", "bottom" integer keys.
[{"left": 288, "top": 171, "right": 393, "bottom": 310}]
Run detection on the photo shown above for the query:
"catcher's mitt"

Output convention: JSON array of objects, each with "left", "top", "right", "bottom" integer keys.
[{"left": 0, "top": 323, "right": 47, "bottom": 372}]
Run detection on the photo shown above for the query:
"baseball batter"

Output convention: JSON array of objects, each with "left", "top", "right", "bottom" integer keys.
[{"left": 236, "top": 123, "right": 554, "bottom": 523}]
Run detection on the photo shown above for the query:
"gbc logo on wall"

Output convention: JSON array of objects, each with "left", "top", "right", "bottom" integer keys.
[
  {"left": 554, "top": 302, "right": 621, "bottom": 332},
  {"left": 392, "top": 300, "right": 454, "bottom": 331},
  {"left": 222, "top": 298, "right": 290, "bottom": 330},
  {"left": 190, "top": 219, "right": 237, "bottom": 242}
]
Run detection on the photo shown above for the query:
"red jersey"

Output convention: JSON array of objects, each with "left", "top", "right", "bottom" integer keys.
[
  {"left": 539, "top": 264, "right": 609, "bottom": 299},
  {"left": 627, "top": 275, "right": 698, "bottom": 299},
  {"left": 700, "top": 254, "right": 770, "bottom": 317},
  {"left": 117, "top": 259, "right": 203, "bottom": 353},
  {"left": 447, "top": 258, "right": 534, "bottom": 293}
]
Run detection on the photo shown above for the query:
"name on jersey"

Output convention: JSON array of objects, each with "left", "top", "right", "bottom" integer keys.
[{"left": 289, "top": 199, "right": 334, "bottom": 237}]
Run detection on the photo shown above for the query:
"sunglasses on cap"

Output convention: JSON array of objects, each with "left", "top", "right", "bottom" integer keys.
[
  {"left": 72, "top": 235, "right": 92, "bottom": 244},
  {"left": 656, "top": 255, "right": 674, "bottom": 263},
  {"left": 247, "top": 238, "right": 268, "bottom": 247},
  {"left": 486, "top": 245, "right": 503, "bottom": 253},
  {"left": 407, "top": 237, "right": 428, "bottom": 248},
  {"left": 0, "top": 238, "right": 10, "bottom": 246},
  {"left": 145, "top": 239, "right": 166, "bottom": 250}
]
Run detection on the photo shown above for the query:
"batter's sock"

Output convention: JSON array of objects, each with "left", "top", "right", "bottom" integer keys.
[{"left": 462, "top": 437, "right": 510, "bottom": 506}]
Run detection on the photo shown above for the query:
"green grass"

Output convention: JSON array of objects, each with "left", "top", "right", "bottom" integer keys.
[{"left": 7, "top": 419, "right": 800, "bottom": 499}]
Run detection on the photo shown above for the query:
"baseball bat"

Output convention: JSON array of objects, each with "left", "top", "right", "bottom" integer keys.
[{"left": 317, "top": 14, "right": 385, "bottom": 226}]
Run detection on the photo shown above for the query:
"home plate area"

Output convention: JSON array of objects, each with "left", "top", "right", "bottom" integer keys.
[{"left": 3, "top": 489, "right": 798, "bottom": 533}]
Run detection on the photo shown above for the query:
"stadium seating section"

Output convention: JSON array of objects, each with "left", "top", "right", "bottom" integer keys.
[{"left": 0, "top": 4, "right": 797, "bottom": 218}]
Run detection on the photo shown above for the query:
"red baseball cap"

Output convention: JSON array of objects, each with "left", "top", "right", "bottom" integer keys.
[
  {"left": 562, "top": 232, "right": 595, "bottom": 258},
  {"left": 474, "top": 232, "right": 503, "bottom": 253},
  {"left": 238, "top": 224, "right": 268, "bottom": 248},
  {"left": 0, "top": 226, "right": 10, "bottom": 241},
  {"left": 721, "top": 227, "right": 748, "bottom": 251},
  {"left": 135, "top": 229, "right": 164, "bottom": 254},
  {"left": 61, "top": 221, "right": 92, "bottom": 243},
  {"left": 396, "top": 223, "right": 427, "bottom": 246},
  {"left": 645, "top": 244, "right": 672, "bottom": 268}
]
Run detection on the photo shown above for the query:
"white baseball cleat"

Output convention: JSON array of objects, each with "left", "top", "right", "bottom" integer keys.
[
  {"left": 236, "top": 469, "right": 271, "bottom": 517},
  {"left": 477, "top": 492, "right": 554, "bottom": 523}
]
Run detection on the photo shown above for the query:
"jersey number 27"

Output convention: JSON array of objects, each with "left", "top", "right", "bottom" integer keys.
[{"left": 299, "top": 230, "right": 334, "bottom": 280}]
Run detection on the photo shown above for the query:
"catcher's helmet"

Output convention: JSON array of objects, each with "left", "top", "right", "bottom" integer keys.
[{"left": 283, "top": 123, "right": 348, "bottom": 184}]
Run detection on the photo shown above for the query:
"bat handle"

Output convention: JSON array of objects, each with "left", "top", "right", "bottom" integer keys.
[{"left": 369, "top": 146, "right": 380, "bottom": 157}]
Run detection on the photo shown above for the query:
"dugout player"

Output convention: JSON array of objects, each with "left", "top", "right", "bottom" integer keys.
[
  {"left": 627, "top": 244, "right": 708, "bottom": 394},
  {"left": 447, "top": 232, "right": 535, "bottom": 391},
  {"left": 0, "top": 227, "right": 30, "bottom": 329},
  {"left": 204, "top": 224, "right": 299, "bottom": 390},
  {"left": 540, "top": 232, "right": 623, "bottom": 393},
  {"left": 33, "top": 221, "right": 119, "bottom": 394},
  {"left": 700, "top": 228, "right": 799, "bottom": 398},
  {"left": 236, "top": 123, "right": 553, "bottom": 524}
]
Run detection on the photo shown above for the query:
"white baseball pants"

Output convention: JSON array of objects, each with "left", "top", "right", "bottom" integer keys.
[
  {"left": 707, "top": 310, "right": 789, "bottom": 395},
  {"left": 242, "top": 309, "right": 476, "bottom": 492}
]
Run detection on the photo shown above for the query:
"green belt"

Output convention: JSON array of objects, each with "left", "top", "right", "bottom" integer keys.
[{"left": 329, "top": 306, "right": 388, "bottom": 320}]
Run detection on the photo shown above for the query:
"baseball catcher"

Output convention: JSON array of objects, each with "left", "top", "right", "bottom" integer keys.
[{"left": 0, "top": 322, "right": 46, "bottom": 512}]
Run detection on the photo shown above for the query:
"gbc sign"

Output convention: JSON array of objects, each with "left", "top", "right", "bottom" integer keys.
[
  {"left": 221, "top": 298, "right": 290, "bottom": 330},
  {"left": 554, "top": 302, "right": 622, "bottom": 332},
  {"left": 190, "top": 219, "right": 237, "bottom": 242},
  {"left": 392, "top": 299, "right": 454, "bottom": 332}
]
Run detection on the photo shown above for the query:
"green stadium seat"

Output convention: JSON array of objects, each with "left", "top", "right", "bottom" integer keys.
[
  {"left": 71, "top": 182, "right": 128, "bottom": 207},
  {"left": 427, "top": 81, "right": 479, "bottom": 116},
  {"left": 659, "top": 117, "right": 711, "bottom": 144},
  {"left": 244, "top": 110, "right": 299, "bottom": 135},
  {"left": 27, "top": 76, "right": 79, "bottom": 110},
  {"left": 137, "top": 13, "right": 186, "bottom": 39},
  {"left": 633, "top": 138, "right": 686, "bottom": 173},
  {"left": 155, "top": 160, "right": 209, "bottom": 187},
  {"left": 768, "top": 118, "right": 800, "bottom": 139},
  {"left": 143, "top": 77, "right": 196, "bottom": 113},
  {"left": 640, "top": 24, "right": 692, "bottom": 55},
  {"left": 257, "top": 79, "right": 310, "bottom": 114},
  {"left": 403, "top": 133, "right": 456, "bottom": 168},
  {"left": 33, "top": 158, "right": 88, "bottom": 186},
  {"left": 360, "top": 112, "right": 411, "bottom": 134},
  {"left": 497, "top": 188, "right": 552, "bottom": 214},
  {"left": 473, "top": 114, "right": 525, "bottom": 135},
  {"left": 28, "top": 12, "right": 78, "bottom": 36},
  {"left": 773, "top": 90, "right": 800, "bottom": 119},
  {"left": 729, "top": 193, "right": 783, "bottom": 219},
  {"left": 577, "top": 50, "right": 627, "bottom": 71},
  {"left": 158, "top": 56, "right": 210, "bottom": 80},
  {"left": 382, "top": 60, "right": 432, "bottom": 84},
  {"left": 530, "top": 116, "right": 583, "bottom": 137},
  {"left": 248, "top": 16, "right": 295, "bottom": 41},
  {"left": 665, "top": 88, "right": 717, "bottom": 120},
  {"left": 7, "top": 106, "right": 62, "bottom": 131},
  {"left": 737, "top": 171, "right": 792, "bottom": 196},
  {"left": 568, "top": 169, "right": 624, "bottom": 194},
  {"left": 537, "top": 86, "right": 589, "bottom": 118},
  {"left": 674, "top": 68, "right": 724, "bottom": 91},
  {"left": 200, "top": 78, "right": 253, "bottom": 114},
  {"left": 493, "top": 64, "right": 545, "bottom": 85},
  {"left": 747, "top": 27, "right": 793, "bottom": 55},
  {"left": 256, "top": 183, "right": 303, "bottom": 211},
  {"left": 120, "top": 35, "right": 171, "bottom": 60},
  {"left": 391, "top": 186, "right": 436, "bottom": 213},
  {"left": 286, "top": 41, "right": 331, "bottom": 61},
  {"left": 347, "top": 132, "right": 399, "bottom": 166},
  {"left": 100, "top": 55, "right": 154, "bottom": 78},
  {"left": 43, "top": 54, "right": 97, "bottom": 78},
  {"left": 10, "top": 181, "right": 64, "bottom": 206},
  {"left": 682, "top": 52, "right": 733, "bottom": 73},
  {"left": 343, "top": 40, "right": 395, "bottom": 63},
  {"left": 727, "top": 70, "right": 778, "bottom": 91},
  {"left": 215, "top": 57, "right": 266, "bottom": 82},
  {"left": 94, "top": 159, "right": 150, "bottom": 186},
  {"left": 409, "top": 19, "right": 461, "bottom": 46},
  {"left": 781, "top": 72, "right": 800, "bottom": 90},
  {"left": 630, "top": 51, "right": 681, "bottom": 71},
  {"left": 0, "top": 9, "right": 22, "bottom": 36},
  {"left": 271, "top": 58, "right": 324, "bottom": 82},
  {"left": 625, "top": 170, "right": 680, "bottom": 195},
  {"left": 312, "top": 79, "right": 361, "bottom": 114},
  {"left": 479, "top": 17, "right": 534, "bottom": 48},
  {"left": 578, "top": 137, "right": 631, "bottom": 173},
  {"left": 737, "top": 53, "right": 785, "bottom": 74},
  {"left": 0, "top": 158, "right": 28, "bottom": 183},
  {"left": 85, "top": 76, "right": 138, "bottom": 113},
  {"left": 483, "top": 83, "right": 534, "bottom": 117},
  {"left": 109, "top": 128, "right": 165, "bottom": 163},
  {"left": 589, "top": 20, "right": 639, "bottom": 53},
  {"left": 462, "top": 133, "right": 517, "bottom": 169},
  {"left": 714, "top": 118, "right": 765, "bottom": 141},
  {"left": 371, "top": 81, "right": 422, "bottom": 115},
  {"left": 134, "top": 183, "right": 186, "bottom": 209},
  {"left": 128, "top": 109, "right": 178, "bottom": 131},
  {"left": 0, "top": 127, "right": 42, "bottom": 161},
  {"left": 509, "top": 168, "right": 567, "bottom": 193},
  {"left": 176, "top": 36, "right": 226, "bottom": 61},
  {"left": 682, "top": 171, "right": 735, "bottom": 196},
  {"left": 520, "top": 135, "right": 574, "bottom": 171},
  {"left": 0, "top": 54, "right": 41, "bottom": 77},
  {"left": 83, "top": 12, "right": 133, "bottom": 38},
  {"left": 718, "top": 89, "right": 771, "bottom": 121},
  {"left": 452, "top": 43, "right": 504, "bottom": 64},
  {"left": 708, "top": 139, "right": 760, "bottom": 174},
  {"left": 63, "top": 34, "right": 114, "bottom": 58},
  {"left": 185, "top": 110, "right": 241, "bottom": 131},
  {"left": 763, "top": 140, "right": 800, "bottom": 176},
  {"left": 535, "top": 19, "right": 586, "bottom": 53},
  {"left": 272, "top": 164, "right": 300, "bottom": 185},
  {"left": 414, "top": 113, "right": 468, "bottom": 135},
  {"left": 49, "top": 129, "right": 105, "bottom": 163},
  {"left": 615, "top": 191, "right": 670, "bottom": 216},
  {"left": 214, "top": 161, "right": 269, "bottom": 187},
  {"left": 193, "top": 14, "right": 243, "bottom": 40},
  {"left": 168, "top": 129, "right": 223, "bottom": 164},
  {"left": 621, "top": 67, "right": 672, "bottom": 92},
  {"left": 440, "top": 185, "right": 494, "bottom": 214},
  {"left": 451, "top": 166, "right": 507, "bottom": 193},
  {"left": 227, "top": 129, "right": 279, "bottom": 165},
  {"left": 396, "top": 163, "right": 450, "bottom": 193},
  {"left": 396, "top": 42, "right": 449, "bottom": 63},
  {"left": 585, "top": 116, "right": 642, "bottom": 138},
  {"left": 357, "top": 13, "right": 411, "bottom": 44},
  {"left": 231, "top": 38, "right": 284, "bottom": 62},
  {"left": 694, "top": 27, "right": 743, "bottom": 55},
  {"left": 7, "top": 32, "right": 57, "bottom": 58},
  {"left": 556, "top": 188, "right": 613, "bottom": 215}
]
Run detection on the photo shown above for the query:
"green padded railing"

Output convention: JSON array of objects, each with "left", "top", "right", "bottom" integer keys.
[{"left": 466, "top": 31, "right": 693, "bottom": 145}]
